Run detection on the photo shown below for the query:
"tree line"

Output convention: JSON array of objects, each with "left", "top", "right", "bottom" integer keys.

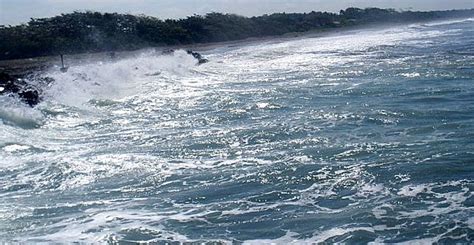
[{"left": 1, "top": 8, "right": 473, "bottom": 60}]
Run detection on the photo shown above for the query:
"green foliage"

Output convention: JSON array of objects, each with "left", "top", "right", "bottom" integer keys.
[{"left": 0, "top": 8, "right": 473, "bottom": 60}]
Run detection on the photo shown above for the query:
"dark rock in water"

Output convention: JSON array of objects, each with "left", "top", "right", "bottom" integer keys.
[
  {"left": 162, "top": 49, "right": 175, "bottom": 55},
  {"left": 0, "top": 72, "right": 41, "bottom": 107},
  {"left": 162, "top": 49, "right": 209, "bottom": 64},
  {"left": 18, "top": 89, "right": 40, "bottom": 107},
  {"left": 0, "top": 72, "right": 21, "bottom": 94},
  {"left": 198, "top": 58, "right": 209, "bottom": 64},
  {"left": 186, "top": 50, "right": 209, "bottom": 64}
]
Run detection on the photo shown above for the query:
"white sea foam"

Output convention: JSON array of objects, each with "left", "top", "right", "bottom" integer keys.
[
  {"left": 2, "top": 144, "right": 31, "bottom": 152},
  {"left": 42, "top": 50, "right": 200, "bottom": 108},
  {"left": 1, "top": 18, "right": 473, "bottom": 243},
  {"left": 398, "top": 184, "right": 429, "bottom": 197},
  {"left": 0, "top": 96, "right": 44, "bottom": 128},
  {"left": 420, "top": 18, "right": 474, "bottom": 27},
  {"left": 24, "top": 207, "right": 231, "bottom": 244}
]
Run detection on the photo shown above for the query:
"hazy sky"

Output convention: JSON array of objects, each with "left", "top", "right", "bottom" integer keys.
[{"left": 1, "top": 0, "right": 473, "bottom": 25}]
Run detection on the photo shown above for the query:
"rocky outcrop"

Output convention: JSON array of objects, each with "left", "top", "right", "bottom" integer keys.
[
  {"left": 0, "top": 49, "right": 207, "bottom": 107},
  {"left": 162, "top": 49, "right": 209, "bottom": 64},
  {"left": 0, "top": 72, "right": 41, "bottom": 107},
  {"left": 186, "top": 50, "right": 209, "bottom": 64}
]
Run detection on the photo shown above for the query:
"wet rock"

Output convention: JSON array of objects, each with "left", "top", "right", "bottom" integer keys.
[
  {"left": 161, "top": 49, "right": 209, "bottom": 64},
  {"left": 18, "top": 90, "right": 40, "bottom": 107},
  {"left": 186, "top": 50, "right": 209, "bottom": 64},
  {"left": 0, "top": 72, "right": 41, "bottom": 107},
  {"left": 161, "top": 49, "right": 175, "bottom": 55}
]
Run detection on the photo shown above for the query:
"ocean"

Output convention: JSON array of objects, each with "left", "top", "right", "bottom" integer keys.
[{"left": 1, "top": 18, "right": 473, "bottom": 243}]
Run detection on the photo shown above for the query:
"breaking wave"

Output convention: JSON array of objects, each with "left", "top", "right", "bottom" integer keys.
[{"left": 1, "top": 18, "right": 473, "bottom": 243}]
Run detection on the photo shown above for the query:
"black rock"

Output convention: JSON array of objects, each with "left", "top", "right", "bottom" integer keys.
[
  {"left": 0, "top": 72, "right": 41, "bottom": 107},
  {"left": 18, "top": 89, "right": 40, "bottom": 107},
  {"left": 0, "top": 72, "right": 20, "bottom": 94},
  {"left": 162, "top": 49, "right": 175, "bottom": 55},
  {"left": 186, "top": 50, "right": 209, "bottom": 64},
  {"left": 162, "top": 49, "right": 209, "bottom": 64}
]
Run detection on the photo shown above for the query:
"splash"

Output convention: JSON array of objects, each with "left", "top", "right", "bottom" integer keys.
[
  {"left": 1, "top": 19, "right": 473, "bottom": 243},
  {"left": 42, "top": 50, "right": 200, "bottom": 108},
  {"left": 0, "top": 95, "right": 44, "bottom": 128}
]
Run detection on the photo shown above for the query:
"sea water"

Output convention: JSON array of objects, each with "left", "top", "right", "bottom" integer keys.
[{"left": 1, "top": 18, "right": 473, "bottom": 243}]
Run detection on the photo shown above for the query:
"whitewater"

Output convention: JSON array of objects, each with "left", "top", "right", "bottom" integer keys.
[{"left": 1, "top": 18, "right": 473, "bottom": 243}]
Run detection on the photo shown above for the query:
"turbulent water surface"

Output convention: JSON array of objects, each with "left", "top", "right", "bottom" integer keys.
[{"left": 1, "top": 19, "right": 474, "bottom": 243}]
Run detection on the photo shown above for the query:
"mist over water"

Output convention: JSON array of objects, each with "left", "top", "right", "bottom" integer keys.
[{"left": 1, "top": 19, "right": 473, "bottom": 243}]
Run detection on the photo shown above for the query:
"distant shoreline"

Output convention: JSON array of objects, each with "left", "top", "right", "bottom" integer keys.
[
  {"left": 1, "top": 7, "right": 473, "bottom": 62},
  {"left": 0, "top": 15, "right": 473, "bottom": 77},
  {"left": 0, "top": 24, "right": 356, "bottom": 76}
]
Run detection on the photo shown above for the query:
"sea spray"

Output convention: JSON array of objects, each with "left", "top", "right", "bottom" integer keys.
[
  {"left": 42, "top": 50, "right": 200, "bottom": 108},
  {"left": 0, "top": 95, "right": 44, "bottom": 128},
  {"left": 1, "top": 19, "right": 473, "bottom": 243}
]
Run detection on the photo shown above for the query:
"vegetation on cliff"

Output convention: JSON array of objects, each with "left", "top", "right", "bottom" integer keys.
[{"left": 1, "top": 8, "right": 473, "bottom": 60}]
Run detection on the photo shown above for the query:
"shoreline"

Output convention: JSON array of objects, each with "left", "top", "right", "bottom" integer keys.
[
  {"left": 0, "top": 26, "right": 349, "bottom": 76},
  {"left": 0, "top": 17, "right": 470, "bottom": 77}
]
